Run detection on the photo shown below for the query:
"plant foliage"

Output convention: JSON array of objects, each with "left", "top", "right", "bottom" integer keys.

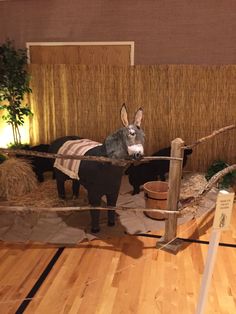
[
  {"left": 205, "top": 160, "right": 236, "bottom": 189},
  {"left": 0, "top": 153, "right": 7, "bottom": 164},
  {"left": 0, "top": 39, "right": 33, "bottom": 145}
]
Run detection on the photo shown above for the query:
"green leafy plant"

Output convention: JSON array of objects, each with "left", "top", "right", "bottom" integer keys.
[
  {"left": 7, "top": 143, "right": 30, "bottom": 149},
  {"left": 205, "top": 160, "right": 236, "bottom": 189},
  {"left": 0, "top": 39, "right": 33, "bottom": 145}
]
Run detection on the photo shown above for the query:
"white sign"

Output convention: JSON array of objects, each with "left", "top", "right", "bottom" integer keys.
[
  {"left": 196, "top": 190, "right": 235, "bottom": 314},
  {"left": 213, "top": 190, "right": 235, "bottom": 230}
]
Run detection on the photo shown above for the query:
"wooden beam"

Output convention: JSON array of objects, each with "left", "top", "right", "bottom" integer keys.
[{"left": 157, "top": 138, "right": 185, "bottom": 253}]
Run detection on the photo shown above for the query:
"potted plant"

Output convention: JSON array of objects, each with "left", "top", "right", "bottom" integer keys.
[
  {"left": 0, "top": 39, "right": 33, "bottom": 147},
  {"left": 205, "top": 160, "right": 236, "bottom": 190}
]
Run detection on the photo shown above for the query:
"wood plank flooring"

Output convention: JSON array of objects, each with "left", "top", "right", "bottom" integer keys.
[{"left": 0, "top": 204, "right": 235, "bottom": 314}]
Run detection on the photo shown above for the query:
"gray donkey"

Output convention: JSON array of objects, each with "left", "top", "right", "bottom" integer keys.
[{"left": 49, "top": 104, "right": 144, "bottom": 233}]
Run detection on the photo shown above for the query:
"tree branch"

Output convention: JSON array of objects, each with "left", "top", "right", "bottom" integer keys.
[
  {"left": 184, "top": 124, "right": 236, "bottom": 150},
  {"left": 179, "top": 164, "right": 236, "bottom": 215},
  {"left": 0, "top": 148, "right": 183, "bottom": 167}
]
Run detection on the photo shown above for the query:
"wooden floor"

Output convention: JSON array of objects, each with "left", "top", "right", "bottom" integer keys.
[{"left": 0, "top": 204, "right": 235, "bottom": 314}]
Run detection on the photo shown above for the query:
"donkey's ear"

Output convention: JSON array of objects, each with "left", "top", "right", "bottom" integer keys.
[
  {"left": 133, "top": 107, "right": 143, "bottom": 127},
  {"left": 120, "top": 103, "right": 129, "bottom": 127}
]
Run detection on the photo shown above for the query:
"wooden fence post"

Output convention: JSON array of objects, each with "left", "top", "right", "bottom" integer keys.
[{"left": 157, "top": 138, "right": 184, "bottom": 253}]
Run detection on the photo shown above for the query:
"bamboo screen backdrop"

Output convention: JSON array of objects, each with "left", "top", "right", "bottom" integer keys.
[{"left": 29, "top": 64, "right": 236, "bottom": 171}]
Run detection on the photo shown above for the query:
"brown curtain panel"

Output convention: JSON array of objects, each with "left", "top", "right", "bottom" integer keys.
[
  {"left": 29, "top": 45, "right": 131, "bottom": 65},
  {"left": 28, "top": 64, "right": 236, "bottom": 171}
]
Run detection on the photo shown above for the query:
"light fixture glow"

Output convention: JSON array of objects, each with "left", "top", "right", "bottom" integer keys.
[{"left": 0, "top": 119, "right": 30, "bottom": 147}]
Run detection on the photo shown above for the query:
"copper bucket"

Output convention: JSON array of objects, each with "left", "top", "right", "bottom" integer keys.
[{"left": 143, "top": 181, "right": 168, "bottom": 220}]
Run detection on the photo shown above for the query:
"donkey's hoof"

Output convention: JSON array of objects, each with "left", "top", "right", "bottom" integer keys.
[
  {"left": 91, "top": 227, "right": 100, "bottom": 233},
  {"left": 108, "top": 221, "right": 115, "bottom": 227}
]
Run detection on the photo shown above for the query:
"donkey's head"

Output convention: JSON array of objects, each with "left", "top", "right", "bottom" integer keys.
[{"left": 104, "top": 104, "right": 145, "bottom": 160}]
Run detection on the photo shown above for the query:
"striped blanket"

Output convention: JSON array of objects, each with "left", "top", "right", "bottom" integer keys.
[{"left": 54, "top": 139, "right": 102, "bottom": 180}]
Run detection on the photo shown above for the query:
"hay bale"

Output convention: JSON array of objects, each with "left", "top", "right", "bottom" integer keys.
[{"left": 0, "top": 158, "right": 38, "bottom": 200}]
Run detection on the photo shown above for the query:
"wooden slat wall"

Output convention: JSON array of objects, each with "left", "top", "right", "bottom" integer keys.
[{"left": 28, "top": 64, "right": 236, "bottom": 171}]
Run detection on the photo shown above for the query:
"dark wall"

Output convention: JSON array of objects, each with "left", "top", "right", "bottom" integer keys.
[{"left": 1, "top": 0, "right": 236, "bottom": 64}]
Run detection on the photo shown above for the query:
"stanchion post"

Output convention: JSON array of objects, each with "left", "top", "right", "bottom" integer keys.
[{"left": 196, "top": 190, "right": 235, "bottom": 314}]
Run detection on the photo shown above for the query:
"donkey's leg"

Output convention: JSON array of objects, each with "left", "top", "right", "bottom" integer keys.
[
  {"left": 56, "top": 180, "right": 65, "bottom": 198},
  {"left": 132, "top": 185, "right": 140, "bottom": 195},
  {"left": 72, "top": 179, "right": 80, "bottom": 199},
  {"left": 106, "top": 193, "right": 119, "bottom": 227},
  {"left": 88, "top": 192, "right": 102, "bottom": 233},
  {"left": 159, "top": 173, "right": 166, "bottom": 181},
  {"left": 55, "top": 170, "right": 66, "bottom": 199}
]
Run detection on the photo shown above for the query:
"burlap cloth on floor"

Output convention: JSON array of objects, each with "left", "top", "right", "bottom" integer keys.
[{"left": 0, "top": 173, "right": 217, "bottom": 245}]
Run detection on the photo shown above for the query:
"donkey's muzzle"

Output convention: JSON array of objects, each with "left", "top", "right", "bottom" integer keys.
[
  {"left": 128, "top": 144, "right": 144, "bottom": 160},
  {"left": 133, "top": 152, "right": 143, "bottom": 160}
]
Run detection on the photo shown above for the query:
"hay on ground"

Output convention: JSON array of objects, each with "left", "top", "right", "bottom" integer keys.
[
  {"left": 180, "top": 172, "right": 207, "bottom": 199},
  {"left": 0, "top": 179, "right": 89, "bottom": 208},
  {"left": 0, "top": 172, "right": 208, "bottom": 210}
]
